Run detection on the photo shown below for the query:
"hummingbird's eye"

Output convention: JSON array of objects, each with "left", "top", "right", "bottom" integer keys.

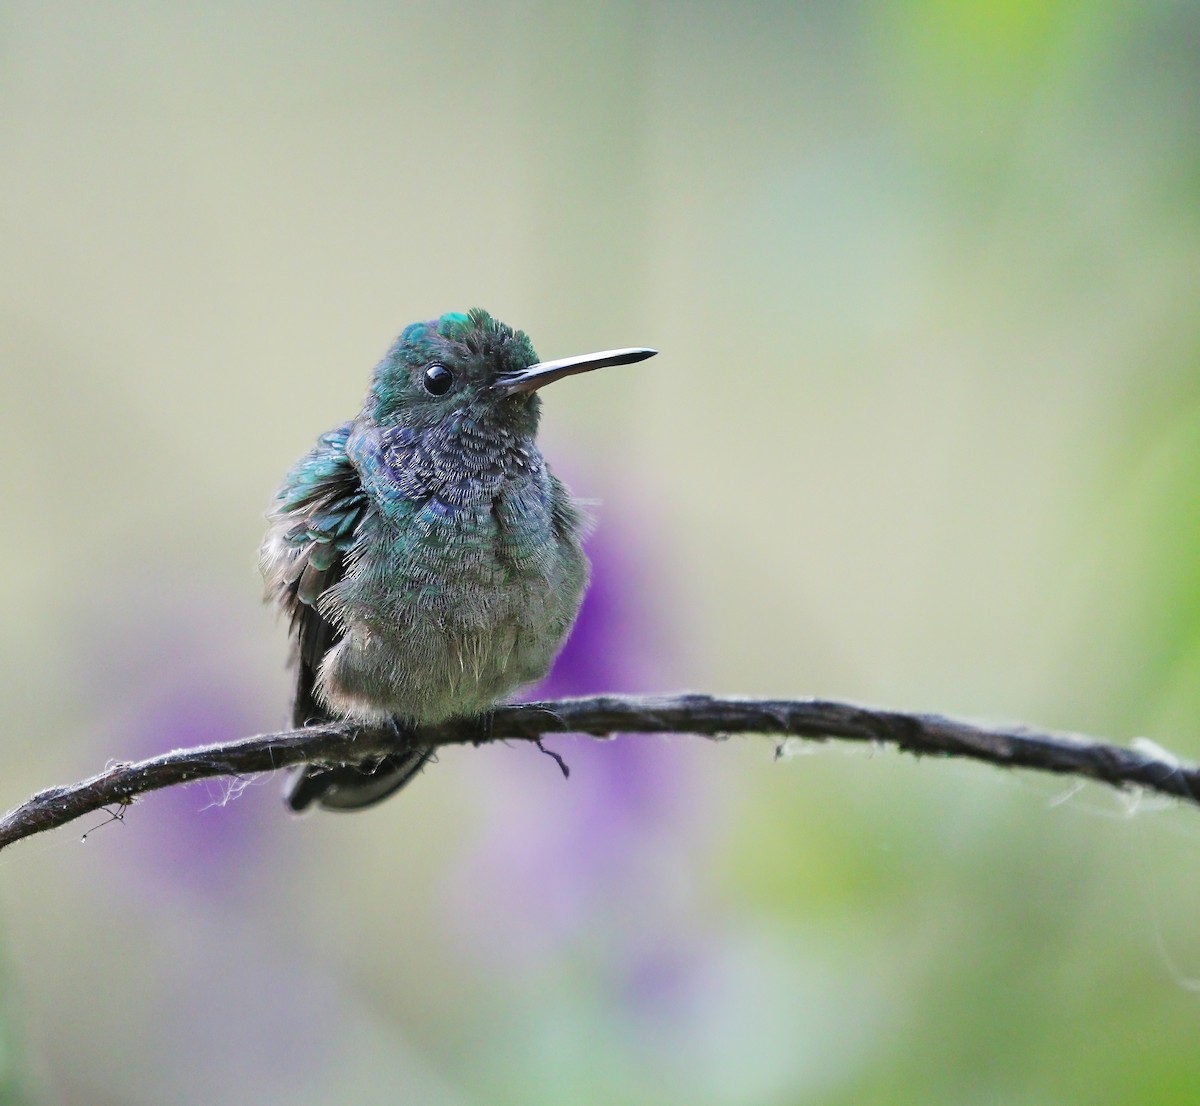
[{"left": 422, "top": 364, "right": 454, "bottom": 396}]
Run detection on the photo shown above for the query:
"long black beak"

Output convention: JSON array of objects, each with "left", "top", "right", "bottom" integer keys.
[{"left": 493, "top": 346, "right": 656, "bottom": 396}]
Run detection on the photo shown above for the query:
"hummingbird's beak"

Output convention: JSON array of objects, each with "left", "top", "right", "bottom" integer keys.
[{"left": 493, "top": 347, "right": 657, "bottom": 396}]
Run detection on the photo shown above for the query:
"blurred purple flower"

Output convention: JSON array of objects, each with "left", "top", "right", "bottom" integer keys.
[
  {"left": 447, "top": 506, "right": 712, "bottom": 976},
  {"left": 117, "top": 681, "right": 278, "bottom": 898},
  {"left": 75, "top": 576, "right": 281, "bottom": 900}
]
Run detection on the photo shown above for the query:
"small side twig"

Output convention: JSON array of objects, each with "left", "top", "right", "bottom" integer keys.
[{"left": 1, "top": 693, "right": 1196, "bottom": 853}]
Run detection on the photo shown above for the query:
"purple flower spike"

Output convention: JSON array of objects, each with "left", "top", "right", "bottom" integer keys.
[
  {"left": 447, "top": 510, "right": 709, "bottom": 959},
  {"left": 75, "top": 581, "right": 281, "bottom": 900},
  {"left": 119, "top": 682, "right": 278, "bottom": 898}
]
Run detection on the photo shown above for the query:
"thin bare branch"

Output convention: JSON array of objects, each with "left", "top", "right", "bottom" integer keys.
[{"left": 2, "top": 694, "right": 1196, "bottom": 852}]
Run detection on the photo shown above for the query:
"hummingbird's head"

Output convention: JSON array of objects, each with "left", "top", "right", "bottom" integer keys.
[{"left": 366, "top": 308, "right": 655, "bottom": 439}]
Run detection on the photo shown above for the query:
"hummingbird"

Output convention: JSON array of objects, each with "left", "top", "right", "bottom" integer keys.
[{"left": 261, "top": 309, "right": 655, "bottom": 811}]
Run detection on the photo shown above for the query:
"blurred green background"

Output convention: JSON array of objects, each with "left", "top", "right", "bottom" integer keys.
[{"left": 3, "top": 1, "right": 1200, "bottom": 1102}]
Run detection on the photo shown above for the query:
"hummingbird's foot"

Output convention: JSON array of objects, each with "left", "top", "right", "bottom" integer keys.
[
  {"left": 473, "top": 710, "right": 495, "bottom": 746},
  {"left": 383, "top": 716, "right": 437, "bottom": 768},
  {"left": 384, "top": 715, "right": 409, "bottom": 749}
]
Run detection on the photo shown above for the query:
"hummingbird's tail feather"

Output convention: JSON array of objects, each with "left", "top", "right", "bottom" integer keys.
[{"left": 285, "top": 746, "right": 436, "bottom": 813}]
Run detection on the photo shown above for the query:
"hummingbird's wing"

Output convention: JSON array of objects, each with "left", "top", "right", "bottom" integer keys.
[
  {"left": 264, "top": 421, "right": 365, "bottom": 724},
  {"left": 262, "top": 422, "right": 433, "bottom": 812}
]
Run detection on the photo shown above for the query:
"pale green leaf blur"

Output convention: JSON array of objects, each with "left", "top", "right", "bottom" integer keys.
[{"left": 2, "top": 1, "right": 1199, "bottom": 1103}]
